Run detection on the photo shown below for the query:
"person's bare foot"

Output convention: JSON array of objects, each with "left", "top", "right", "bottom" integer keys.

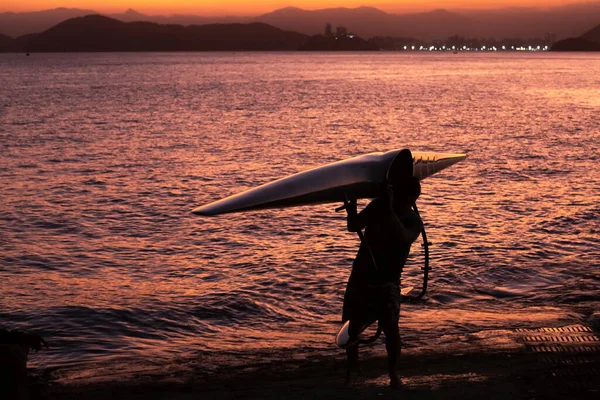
[
  {"left": 344, "top": 367, "right": 361, "bottom": 386},
  {"left": 389, "top": 373, "right": 401, "bottom": 389}
]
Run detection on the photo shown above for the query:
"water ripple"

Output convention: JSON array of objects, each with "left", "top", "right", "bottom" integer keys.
[{"left": 0, "top": 52, "right": 599, "bottom": 378}]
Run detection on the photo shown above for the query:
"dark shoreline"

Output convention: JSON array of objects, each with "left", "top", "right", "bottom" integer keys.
[
  {"left": 39, "top": 351, "right": 600, "bottom": 399},
  {"left": 35, "top": 325, "right": 600, "bottom": 399}
]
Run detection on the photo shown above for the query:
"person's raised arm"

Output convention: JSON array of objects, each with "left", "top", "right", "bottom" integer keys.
[{"left": 347, "top": 199, "right": 377, "bottom": 232}]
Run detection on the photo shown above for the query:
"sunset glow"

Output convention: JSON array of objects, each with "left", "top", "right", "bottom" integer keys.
[
  {"left": 0, "top": 1, "right": 580, "bottom": 15},
  {"left": 2, "top": 0, "right": 600, "bottom": 387}
]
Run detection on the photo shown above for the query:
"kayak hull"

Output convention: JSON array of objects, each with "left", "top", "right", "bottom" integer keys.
[{"left": 192, "top": 149, "right": 466, "bottom": 216}]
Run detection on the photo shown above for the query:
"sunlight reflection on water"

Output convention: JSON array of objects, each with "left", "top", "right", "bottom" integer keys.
[{"left": 0, "top": 52, "right": 599, "bottom": 379}]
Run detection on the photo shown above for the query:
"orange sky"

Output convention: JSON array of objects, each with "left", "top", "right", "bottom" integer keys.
[{"left": 1, "top": 1, "right": 576, "bottom": 16}]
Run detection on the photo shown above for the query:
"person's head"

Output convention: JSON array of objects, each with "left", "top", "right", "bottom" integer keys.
[
  {"left": 388, "top": 176, "right": 421, "bottom": 205},
  {"left": 386, "top": 149, "right": 413, "bottom": 183}
]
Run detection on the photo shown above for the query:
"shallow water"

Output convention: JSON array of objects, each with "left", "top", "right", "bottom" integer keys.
[{"left": 0, "top": 52, "right": 599, "bottom": 381}]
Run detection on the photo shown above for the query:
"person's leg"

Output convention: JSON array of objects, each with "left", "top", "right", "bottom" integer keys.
[
  {"left": 344, "top": 321, "right": 361, "bottom": 385},
  {"left": 380, "top": 283, "right": 402, "bottom": 388},
  {"left": 344, "top": 342, "right": 359, "bottom": 385},
  {"left": 382, "top": 322, "right": 401, "bottom": 388},
  {"left": 342, "top": 270, "right": 371, "bottom": 385}
]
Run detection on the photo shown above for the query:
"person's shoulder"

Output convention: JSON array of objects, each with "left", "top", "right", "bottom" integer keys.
[
  {"left": 405, "top": 209, "right": 422, "bottom": 226},
  {"left": 367, "top": 198, "right": 387, "bottom": 212},
  {"left": 408, "top": 208, "right": 421, "bottom": 219},
  {"left": 369, "top": 198, "right": 383, "bottom": 207},
  {"left": 394, "top": 208, "right": 420, "bottom": 225},
  {"left": 360, "top": 198, "right": 386, "bottom": 221}
]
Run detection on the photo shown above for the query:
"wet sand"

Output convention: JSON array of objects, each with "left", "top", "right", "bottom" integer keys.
[{"left": 37, "top": 325, "right": 600, "bottom": 399}]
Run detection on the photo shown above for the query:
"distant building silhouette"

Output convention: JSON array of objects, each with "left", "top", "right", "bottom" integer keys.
[
  {"left": 544, "top": 33, "right": 557, "bottom": 46},
  {"left": 336, "top": 26, "right": 347, "bottom": 38},
  {"left": 325, "top": 23, "right": 333, "bottom": 37}
]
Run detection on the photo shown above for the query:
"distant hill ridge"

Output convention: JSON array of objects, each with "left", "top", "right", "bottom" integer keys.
[
  {"left": 582, "top": 23, "right": 600, "bottom": 42},
  {"left": 0, "top": 7, "right": 244, "bottom": 38},
  {"left": 551, "top": 23, "right": 600, "bottom": 51},
  {"left": 0, "top": 7, "right": 97, "bottom": 37},
  {"left": 9, "top": 15, "right": 308, "bottom": 52},
  {"left": 256, "top": 6, "right": 472, "bottom": 39},
  {"left": 3, "top": 3, "right": 600, "bottom": 40},
  {"left": 3, "top": 12, "right": 599, "bottom": 53},
  {"left": 0, "top": 33, "right": 13, "bottom": 51}
]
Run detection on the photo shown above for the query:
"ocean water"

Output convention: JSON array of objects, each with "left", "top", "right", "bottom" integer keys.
[{"left": 0, "top": 52, "right": 599, "bottom": 382}]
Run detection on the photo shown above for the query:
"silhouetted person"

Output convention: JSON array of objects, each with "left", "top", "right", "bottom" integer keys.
[{"left": 342, "top": 150, "right": 422, "bottom": 388}]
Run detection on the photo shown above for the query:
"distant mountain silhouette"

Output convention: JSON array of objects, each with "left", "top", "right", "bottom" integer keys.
[
  {"left": 256, "top": 4, "right": 600, "bottom": 40},
  {"left": 256, "top": 7, "right": 473, "bottom": 40},
  {"left": 0, "top": 33, "right": 14, "bottom": 51},
  {"left": 551, "top": 22, "right": 600, "bottom": 51},
  {"left": 109, "top": 8, "right": 245, "bottom": 26},
  {"left": 582, "top": 24, "right": 600, "bottom": 42},
  {"left": 2, "top": 3, "right": 600, "bottom": 40},
  {"left": 0, "top": 8, "right": 248, "bottom": 37},
  {"left": 455, "top": 3, "right": 600, "bottom": 40},
  {"left": 8, "top": 15, "right": 307, "bottom": 52},
  {"left": 0, "top": 7, "right": 96, "bottom": 37},
  {"left": 110, "top": 8, "right": 147, "bottom": 22},
  {"left": 551, "top": 37, "right": 600, "bottom": 51}
]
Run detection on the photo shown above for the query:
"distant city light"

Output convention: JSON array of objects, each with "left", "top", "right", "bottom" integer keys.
[{"left": 397, "top": 40, "right": 550, "bottom": 52}]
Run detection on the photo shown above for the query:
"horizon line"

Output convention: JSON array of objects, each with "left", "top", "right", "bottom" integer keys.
[{"left": 0, "top": 1, "right": 594, "bottom": 17}]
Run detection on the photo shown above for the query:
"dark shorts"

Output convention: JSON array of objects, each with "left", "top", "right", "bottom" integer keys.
[{"left": 342, "top": 276, "right": 401, "bottom": 332}]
